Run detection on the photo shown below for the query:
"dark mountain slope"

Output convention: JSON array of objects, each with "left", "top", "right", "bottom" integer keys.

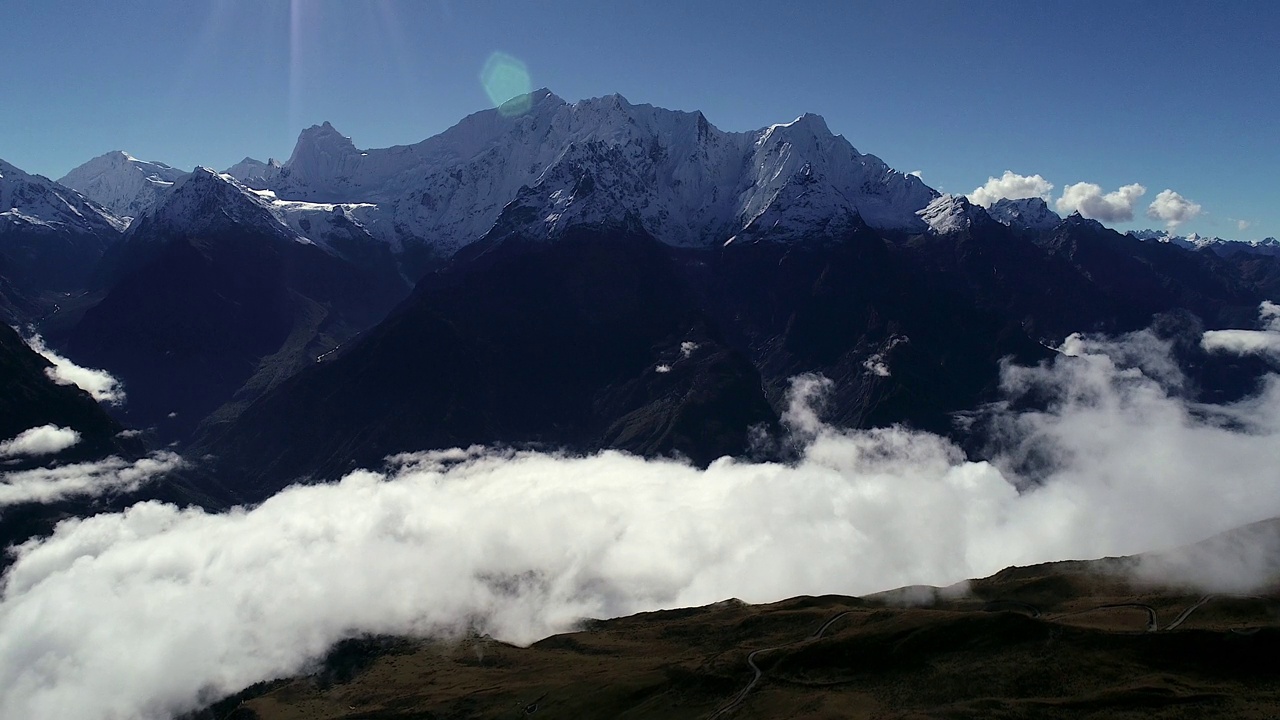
[
  {"left": 63, "top": 171, "right": 408, "bottom": 441},
  {"left": 0, "top": 158, "right": 126, "bottom": 324},
  {"left": 0, "top": 323, "right": 137, "bottom": 465},
  {"left": 684, "top": 228, "right": 1055, "bottom": 435},
  {"left": 1036, "top": 215, "right": 1262, "bottom": 329},
  {"left": 198, "top": 212, "right": 1280, "bottom": 499},
  {"left": 198, "top": 225, "right": 777, "bottom": 499}
]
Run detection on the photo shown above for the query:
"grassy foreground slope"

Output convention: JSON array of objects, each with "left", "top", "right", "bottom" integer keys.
[{"left": 226, "top": 522, "right": 1280, "bottom": 720}]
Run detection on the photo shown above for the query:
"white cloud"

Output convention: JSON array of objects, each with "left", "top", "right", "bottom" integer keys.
[
  {"left": 1056, "top": 182, "right": 1147, "bottom": 222},
  {"left": 1237, "top": 219, "right": 1253, "bottom": 232},
  {"left": 21, "top": 334, "right": 125, "bottom": 405},
  {"left": 5, "top": 332, "right": 1280, "bottom": 718},
  {"left": 1202, "top": 301, "right": 1280, "bottom": 359},
  {"left": 862, "top": 356, "right": 890, "bottom": 377},
  {"left": 0, "top": 426, "right": 80, "bottom": 459},
  {"left": 0, "top": 453, "right": 181, "bottom": 508},
  {"left": 967, "top": 170, "right": 1054, "bottom": 207},
  {"left": 1201, "top": 330, "right": 1280, "bottom": 358},
  {"left": 1146, "top": 189, "right": 1203, "bottom": 231}
]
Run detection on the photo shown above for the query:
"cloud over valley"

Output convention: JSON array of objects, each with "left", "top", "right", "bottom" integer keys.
[{"left": 3, "top": 318, "right": 1280, "bottom": 718}]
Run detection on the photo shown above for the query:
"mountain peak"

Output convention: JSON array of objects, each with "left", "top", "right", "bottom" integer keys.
[
  {"left": 918, "top": 194, "right": 992, "bottom": 235},
  {"left": 258, "top": 91, "right": 936, "bottom": 244},
  {"left": 530, "top": 87, "right": 559, "bottom": 102},
  {"left": 1, "top": 156, "right": 125, "bottom": 235},
  {"left": 988, "top": 196, "right": 1060, "bottom": 232},
  {"left": 791, "top": 112, "right": 831, "bottom": 134},
  {"left": 134, "top": 166, "right": 297, "bottom": 245},
  {"left": 59, "top": 151, "right": 186, "bottom": 220},
  {"left": 224, "top": 157, "right": 283, "bottom": 190},
  {"left": 296, "top": 121, "right": 356, "bottom": 149},
  {"left": 763, "top": 112, "right": 834, "bottom": 140},
  {"left": 1061, "top": 211, "right": 1106, "bottom": 233}
]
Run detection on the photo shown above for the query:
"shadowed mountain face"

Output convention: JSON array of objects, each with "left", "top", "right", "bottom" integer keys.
[
  {"left": 0, "top": 323, "right": 156, "bottom": 569},
  {"left": 198, "top": 226, "right": 780, "bottom": 498},
  {"left": 0, "top": 158, "right": 126, "bottom": 323},
  {"left": 66, "top": 226, "right": 407, "bottom": 442},
  {"left": 61, "top": 171, "right": 410, "bottom": 442},
  {"left": 685, "top": 229, "right": 1056, "bottom": 435},
  {"left": 197, "top": 212, "right": 1280, "bottom": 502},
  {"left": 9, "top": 98, "right": 1280, "bottom": 506},
  {"left": 0, "top": 323, "right": 136, "bottom": 465}
]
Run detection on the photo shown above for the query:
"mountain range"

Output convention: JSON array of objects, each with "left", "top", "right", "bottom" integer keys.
[{"left": 3, "top": 89, "right": 1279, "bottom": 503}]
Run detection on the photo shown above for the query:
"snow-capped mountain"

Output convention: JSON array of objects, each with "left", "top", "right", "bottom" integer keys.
[
  {"left": 1, "top": 158, "right": 124, "bottom": 235},
  {"left": 72, "top": 169, "right": 410, "bottom": 441},
  {"left": 126, "top": 168, "right": 388, "bottom": 264},
  {"left": 1127, "top": 229, "right": 1280, "bottom": 258},
  {"left": 1129, "top": 230, "right": 1227, "bottom": 249},
  {"left": 916, "top": 194, "right": 994, "bottom": 235},
  {"left": 987, "top": 197, "right": 1060, "bottom": 231},
  {"left": 0, "top": 158, "right": 125, "bottom": 297},
  {"left": 1128, "top": 228, "right": 1172, "bottom": 242},
  {"left": 235, "top": 90, "right": 937, "bottom": 254},
  {"left": 58, "top": 151, "right": 186, "bottom": 222},
  {"left": 224, "top": 157, "right": 282, "bottom": 189},
  {"left": 129, "top": 167, "right": 299, "bottom": 245}
]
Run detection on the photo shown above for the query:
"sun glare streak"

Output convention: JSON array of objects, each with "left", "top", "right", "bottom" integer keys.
[{"left": 288, "top": 0, "right": 307, "bottom": 140}]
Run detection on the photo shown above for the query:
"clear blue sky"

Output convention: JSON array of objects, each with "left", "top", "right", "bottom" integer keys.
[{"left": 2, "top": 0, "right": 1276, "bottom": 239}]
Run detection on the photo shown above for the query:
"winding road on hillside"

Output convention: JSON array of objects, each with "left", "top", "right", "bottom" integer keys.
[
  {"left": 1056, "top": 603, "right": 1160, "bottom": 632},
  {"left": 1165, "top": 595, "right": 1214, "bottom": 631},
  {"left": 707, "top": 610, "right": 855, "bottom": 719}
]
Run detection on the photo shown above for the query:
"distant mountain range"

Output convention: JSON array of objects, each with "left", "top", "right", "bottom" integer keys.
[
  {"left": 3, "top": 89, "right": 1279, "bottom": 503},
  {"left": 1128, "top": 228, "right": 1280, "bottom": 256}
]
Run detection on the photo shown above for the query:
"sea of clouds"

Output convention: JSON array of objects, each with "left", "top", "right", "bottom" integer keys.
[{"left": 3, "top": 306, "right": 1280, "bottom": 719}]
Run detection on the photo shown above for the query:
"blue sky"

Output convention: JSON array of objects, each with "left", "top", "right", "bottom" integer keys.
[{"left": 2, "top": 0, "right": 1276, "bottom": 239}]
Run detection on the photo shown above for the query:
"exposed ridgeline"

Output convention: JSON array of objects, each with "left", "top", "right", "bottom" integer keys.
[{"left": 232, "top": 90, "right": 936, "bottom": 267}]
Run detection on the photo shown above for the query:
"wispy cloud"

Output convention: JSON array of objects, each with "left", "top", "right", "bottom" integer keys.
[
  {"left": 0, "top": 453, "right": 181, "bottom": 509},
  {"left": 20, "top": 334, "right": 125, "bottom": 405},
  {"left": 0, "top": 426, "right": 79, "bottom": 459},
  {"left": 3, "top": 328, "right": 1280, "bottom": 719}
]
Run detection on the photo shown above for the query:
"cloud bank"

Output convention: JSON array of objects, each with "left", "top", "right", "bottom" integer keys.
[
  {"left": 1146, "top": 189, "right": 1203, "bottom": 231},
  {"left": 3, "top": 330, "right": 1280, "bottom": 718},
  {"left": 22, "top": 334, "right": 125, "bottom": 405},
  {"left": 967, "top": 170, "right": 1054, "bottom": 207},
  {"left": 1056, "top": 182, "right": 1147, "bottom": 222},
  {"left": 0, "top": 426, "right": 79, "bottom": 459}
]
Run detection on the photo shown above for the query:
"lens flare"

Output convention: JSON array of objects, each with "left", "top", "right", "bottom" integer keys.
[{"left": 481, "top": 51, "right": 533, "bottom": 117}]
